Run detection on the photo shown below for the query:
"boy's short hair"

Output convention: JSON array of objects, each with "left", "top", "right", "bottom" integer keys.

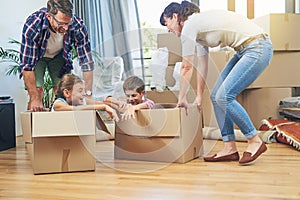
[{"left": 123, "top": 76, "right": 145, "bottom": 94}]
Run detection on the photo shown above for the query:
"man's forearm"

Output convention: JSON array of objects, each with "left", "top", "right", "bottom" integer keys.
[
  {"left": 23, "top": 70, "right": 39, "bottom": 99},
  {"left": 83, "top": 70, "right": 93, "bottom": 91}
]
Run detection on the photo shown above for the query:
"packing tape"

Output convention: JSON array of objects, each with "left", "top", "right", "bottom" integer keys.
[{"left": 62, "top": 149, "right": 70, "bottom": 172}]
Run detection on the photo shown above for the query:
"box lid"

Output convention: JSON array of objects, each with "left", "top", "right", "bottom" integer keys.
[
  {"left": 20, "top": 112, "right": 33, "bottom": 143},
  {"left": 32, "top": 110, "right": 95, "bottom": 137}
]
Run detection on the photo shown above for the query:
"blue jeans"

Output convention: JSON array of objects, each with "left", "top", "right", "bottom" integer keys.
[{"left": 210, "top": 37, "right": 273, "bottom": 142}]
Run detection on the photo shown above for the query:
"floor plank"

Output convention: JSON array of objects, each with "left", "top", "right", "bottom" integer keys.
[{"left": 0, "top": 137, "right": 299, "bottom": 200}]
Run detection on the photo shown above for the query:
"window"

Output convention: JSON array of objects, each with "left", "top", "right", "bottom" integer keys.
[{"left": 136, "top": 0, "right": 182, "bottom": 89}]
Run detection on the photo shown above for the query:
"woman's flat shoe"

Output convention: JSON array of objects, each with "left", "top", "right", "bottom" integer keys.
[
  {"left": 204, "top": 152, "right": 240, "bottom": 162},
  {"left": 239, "top": 142, "right": 267, "bottom": 165}
]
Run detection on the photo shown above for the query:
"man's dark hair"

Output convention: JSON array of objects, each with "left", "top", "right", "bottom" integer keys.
[{"left": 47, "top": 0, "right": 73, "bottom": 18}]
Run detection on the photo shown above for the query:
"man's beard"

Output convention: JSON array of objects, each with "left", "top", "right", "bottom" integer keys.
[{"left": 57, "top": 26, "right": 67, "bottom": 34}]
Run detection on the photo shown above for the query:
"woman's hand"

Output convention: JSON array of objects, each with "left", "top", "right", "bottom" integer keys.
[
  {"left": 193, "top": 95, "right": 203, "bottom": 112},
  {"left": 176, "top": 100, "right": 189, "bottom": 115}
]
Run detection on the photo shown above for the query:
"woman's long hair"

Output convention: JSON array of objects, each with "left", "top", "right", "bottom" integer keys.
[{"left": 160, "top": 1, "right": 200, "bottom": 26}]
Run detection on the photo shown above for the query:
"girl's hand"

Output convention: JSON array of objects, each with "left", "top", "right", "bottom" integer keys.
[
  {"left": 105, "top": 105, "right": 119, "bottom": 122},
  {"left": 117, "top": 101, "right": 128, "bottom": 113}
]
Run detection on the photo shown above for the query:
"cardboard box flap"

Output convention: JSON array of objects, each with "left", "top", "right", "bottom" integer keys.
[
  {"left": 96, "top": 111, "right": 111, "bottom": 134},
  {"left": 32, "top": 111, "right": 95, "bottom": 137},
  {"left": 116, "top": 106, "right": 181, "bottom": 137},
  {"left": 20, "top": 112, "right": 33, "bottom": 143}
]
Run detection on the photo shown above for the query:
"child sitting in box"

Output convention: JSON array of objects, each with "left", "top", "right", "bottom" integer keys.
[
  {"left": 104, "top": 75, "right": 154, "bottom": 120},
  {"left": 51, "top": 74, "right": 119, "bottom": 122}
]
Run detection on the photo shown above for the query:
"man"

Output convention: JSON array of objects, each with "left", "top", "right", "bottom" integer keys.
[{"left": 20, "top": 0, "right": 94, "bottom": 111}]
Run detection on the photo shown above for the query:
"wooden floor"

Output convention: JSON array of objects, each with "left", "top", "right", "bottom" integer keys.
[{"left": 0, "top": 137, "right": 300, "bottom": 200}]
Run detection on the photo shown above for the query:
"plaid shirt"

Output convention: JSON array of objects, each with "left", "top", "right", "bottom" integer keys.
[{"left": 19, "top": 7, "right": 94, "bottom": 78}]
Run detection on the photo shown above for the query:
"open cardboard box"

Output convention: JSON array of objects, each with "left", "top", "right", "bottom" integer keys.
[
  {"left": 114, "top": 104, "right": 203, "bottom": 163},
  {"left": 20, "top": 110, "right": 98, "bottom": 174}
]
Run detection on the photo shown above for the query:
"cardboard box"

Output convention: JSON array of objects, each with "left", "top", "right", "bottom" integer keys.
[
  {"left": 157, "top": 33, "right": 181, "bottom": 65},
  {"left": 114, "top": 104, "right": 203, "bottom": 163},
  {"left": 157, "top": 33, "right": 198, "bottom": 89},
  {"left": 146, "top": 90, "right": 196, "bottom": 104},
  {"left": 249, "top": 51, "right": 300, "bottom": 88},
  {"left": 20, "top": 110, "right": 96, "bottom": 174},
  {"left": 242, "top": 87, "right": 293, "bottom": 129},
  {"left": 202, "top": 88, "right": 294, "bottom": 130},
  {"left": 253, "top": 13, "right": 300, "bottom": 51},
  {"left": 202, "top": 88, "right": 243, "bottom": 128},
  {"left": 208, "top": 51, "right": 300, "bottom": 89}
]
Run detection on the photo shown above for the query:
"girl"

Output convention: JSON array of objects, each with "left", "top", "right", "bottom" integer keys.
[{"left": 51, "top": 74, "right": 119, "bottom": 122}]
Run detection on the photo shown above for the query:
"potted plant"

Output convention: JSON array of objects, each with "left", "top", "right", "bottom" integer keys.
[{"left": 0, "top": 39, "right": 54, "bottom": 109}]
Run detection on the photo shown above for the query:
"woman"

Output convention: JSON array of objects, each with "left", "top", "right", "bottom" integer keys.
[{"left": 160, "top": 1, "right": 273, "bottom": 165}]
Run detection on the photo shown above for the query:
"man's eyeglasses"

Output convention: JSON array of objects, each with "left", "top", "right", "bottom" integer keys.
[{"left": 51, "top": 14, "right": 71, "bottom": 27}]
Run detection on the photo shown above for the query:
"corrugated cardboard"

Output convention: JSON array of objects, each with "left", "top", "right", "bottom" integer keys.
[
  {"left": 208, "top": 51, "right": 300, "bottom": 89},
  {"left": 202, "top": 88, "right": 294, "bottom": 129},
  {"left": 157, "top": 33, "right": 198, "bottom": 89},
  {"left": 253, "top": 13, "right": 300, "bottom": 51},
  {"left": 242, "top": 88, "right": 293, "bottom": 129},
  {"left": 20, "top": 110, "right": 96, "bottom": 174},
  {"left": 249, "top": 51, "right": 300, "bottom": 88},
  {"left": 146, "top": 90, "right": 196, "bottom": 104},
  {"left": 157, "top": 33, "right": 181, "bottom": 65},
  {"left": 158, "top": 32, "right": 300, "bottom": 89},
  {"left": 114, "top": 104, "right": 203, "bottom": 163},
  {"left": 202, "top": 88, "right": 243, "bottom": 129}
]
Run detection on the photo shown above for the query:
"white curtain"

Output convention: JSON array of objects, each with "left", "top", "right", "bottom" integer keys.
[{"left": 72, "top": 0, "right": 143, "bottom": 78}]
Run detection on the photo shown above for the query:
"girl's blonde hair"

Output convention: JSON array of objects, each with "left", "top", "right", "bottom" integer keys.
[{"left": 56, "top": 74, "right": 83, "bottom": 99}]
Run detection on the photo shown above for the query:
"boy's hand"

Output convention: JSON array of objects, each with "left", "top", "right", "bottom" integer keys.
[{"left": 121, "top": 104, "right": 136, "bottom": 120}]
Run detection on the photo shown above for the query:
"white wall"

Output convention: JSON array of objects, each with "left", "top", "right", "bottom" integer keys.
[{"left": 0, "top": 0, "right": 47, "bottom": 136}]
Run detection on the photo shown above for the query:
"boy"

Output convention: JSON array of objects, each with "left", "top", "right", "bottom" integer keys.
[{"left": 104, "top": 76, "right": 154, "bottom": 120}]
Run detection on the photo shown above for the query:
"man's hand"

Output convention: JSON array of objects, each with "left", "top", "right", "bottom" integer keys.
[
  {"left": 28, "top": 98, "right": 44, "bottom": 112},
  {"left": 23, "top": 71, "right": 44, "bottom": 112}
]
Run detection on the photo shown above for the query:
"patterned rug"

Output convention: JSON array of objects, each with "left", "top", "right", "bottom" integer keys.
[{"left": 260, "top": 119, "right": 300, "bottom": 151}]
